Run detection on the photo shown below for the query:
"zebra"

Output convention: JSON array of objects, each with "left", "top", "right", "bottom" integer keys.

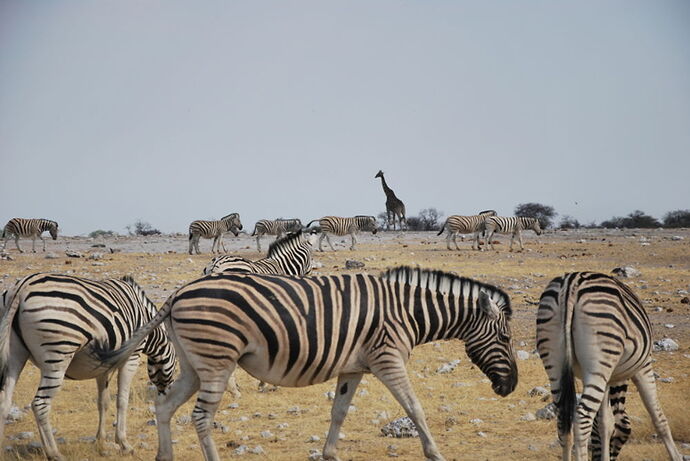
[
  {"left": 484, "top": 216, "right": 542, "bottom": 251},
  {"left": 188, "top": 213, "right": 242, "bottom": 255},
  {"left": 2, "top": 218, "right": 58, "bottom": 253},
  {"left": 251, "top": 218, "right": 302, "bottom": 252},
  {"left": 204, "top": 230, "right": 317, "bottom": 277},
  {"left": 306, "top": 215, "right": 377, "bottom": 251},
  {"left": 537, "top": 272, "right": 682, "bottom": 461},
  {"left": 0, "top": 273, "right": 176, "bottom": 460},
  {"left": 94, "top": 266, "right": 518, "bottom": 461},
  {"left": 437, "top": 210, "right": 497, "bottom": 251}
]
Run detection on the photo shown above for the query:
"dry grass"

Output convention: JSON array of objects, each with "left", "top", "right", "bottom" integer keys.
[{"left": 0, "top": 229, "right": 688, "bottom": 460}]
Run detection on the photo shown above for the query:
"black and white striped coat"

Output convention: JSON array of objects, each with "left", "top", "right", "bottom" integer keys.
[
  {"left": 537, "top": 272, "right": 682, "bottom": 461},
  {"left": 204, "top": 230, "right": 316, "bottom": 277},
  {"left": 484, "top": 216, "right": 542, "bottom": 251},
  {"left": 2, "top": 218, "right": 58, "bottom": 253},
  {"left": 437, "top": 210, "right": 496, "bottom": 251},
  {"left": 0, "top": 273, "right": 176, "bottom": 460},
  {"left": 251, "top": 218, "right": 302, "bottom": 252},
  {"left": 96, "top": 266, "right": 517, "bottom": 461},
  {"left": 188, "top": 213, "right": 243, "bottom": 255},
  {"left": 306, "top": 215, "right": 377, "bottom": 251}
]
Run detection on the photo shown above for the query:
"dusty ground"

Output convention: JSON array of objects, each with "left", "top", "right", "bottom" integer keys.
[{"left": 0, "top": 228, "right": 688, "bottom": 461}]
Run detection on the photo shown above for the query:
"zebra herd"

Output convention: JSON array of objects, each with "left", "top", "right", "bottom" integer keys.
[{"left": 0, "top": 216, "right": 684, "bottom": 461}]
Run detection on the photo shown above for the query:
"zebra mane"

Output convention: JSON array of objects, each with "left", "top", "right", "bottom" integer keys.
[
  {"left": 380, "top": 266, "right": 512, "bottom": 317},
  {"left": 221, "top": 213, "right": 238, "bottom": 221},
  {"left": 355, "top": 215, "right": 375, "bottom": 220},
  {"left": 119, "top": 275, "right": 156, "bottom": 311},
  {"left": 267, "top": 230, "right": 304, "bottom": 258}
]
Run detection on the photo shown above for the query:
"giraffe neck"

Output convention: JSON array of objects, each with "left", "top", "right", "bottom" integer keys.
[{"left": 379, "top": 175, "right": 395, "bottom": 197}]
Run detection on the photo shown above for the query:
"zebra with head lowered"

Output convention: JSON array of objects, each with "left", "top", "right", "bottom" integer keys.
[
  {"left": 188, "top": 213, "right": 242, "bottom": 255},
  {"left": 95, "top": 266, "right": 517, "bottom": 461},
  {"left": 251, "top": 218, "right": 302, "bottom": 252},
  {"left": 437, "top": 210, "right": 497, "bottom": 251},
  {"left": 484, "top": 216, "right": 542, "bottom": 251},
  {"left": 537, "top": 272, "right": 682, "bottom": 461},
  {"left": 0, "top": 273, "right": 176, "bottom": 460},
  {"left": 306, "top": 215, "right": 377, "bottom": 251},
  {"left": 2, "top": 218, "right": 58, "bottom": 253}
]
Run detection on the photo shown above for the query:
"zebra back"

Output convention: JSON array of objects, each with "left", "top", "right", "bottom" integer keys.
[{"left": 438, "top": 215, "right": 487, "bottom": 235}]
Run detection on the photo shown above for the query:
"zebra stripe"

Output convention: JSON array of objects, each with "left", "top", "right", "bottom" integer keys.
[
  {"left": 188, "top": 213, "right": 243, "bottom": 255},
  {"left": 484, "top": 216, "right": 542, "bottom": 251},
  {"left": 537, "top": 272, "right": 682, "bottom": 460},
  {"left": 96, "top": 266, "right": 517, "bottom": 461},
  {"left": 204, "top": 230, "right": 315, "bottom": 277},
  {"left": 2, "top": 218, "right": 58, "bottom": 253},
  {"left": 437, "top": 212, "right": 495, "bottom": 251},
  {"left": 306, "top": 215, "right": 377, "bottom": 251},
  {"left": 251, "top": 218, "right": 302, "bottom": 252},
  {"left": 0, "top": 273, "right": 176, "bottom": 460}
]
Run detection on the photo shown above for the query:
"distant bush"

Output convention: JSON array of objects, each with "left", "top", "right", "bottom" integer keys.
[
  {"left": 88, "top": 229, "right": 116, "bottom": 238},
  {"left": 662, "top": 209, "right": 690, "bottom": 228},
  {"left": 127, "top": 220, "right": 161, "bottom": 236},
  {"left": 559, "top": 215, "right": 580, "bottom": 229},
  {"left": 406, "top": 208, "right": 443, "bottom": 231},
  {"left": 601, "top": 210, "right": 660, "bottom": 229},
  {"left": 515, "top": 203, "right": 557, "bottom": 229}
]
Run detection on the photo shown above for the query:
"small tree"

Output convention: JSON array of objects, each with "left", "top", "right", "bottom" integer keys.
[
  {"left": 418, "top": 208, "right": 443, "bottom": 231},
  {"left": 89, "top": 229, "right": 116, "bottom": 238},
  {"left": 129, "top": 220, "right": 161, "bottom": 236},
  {"left": 377, "top": 211, "right": 389, "bottom": 229},
  {"left": 514, "top": 203, "right": 557, "bottom": 229},
  {"left": 622, "top": 210, "right": 660, "bottom": 228},
  {"left": 662, "top": 209, "right": 690, "bottom": 228},
  {"left": 559, "top": 215, "right": 580, "bottom": 229},
  {"left": 406, "top": 216, "right": 424, "bottom": 231}
]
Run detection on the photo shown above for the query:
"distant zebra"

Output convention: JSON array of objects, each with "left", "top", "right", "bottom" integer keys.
[
  {"left": 306, "top": 215, "right": 377, "bottom": 251},
  {"left": 204, "top": 230, "right": 316, "bottom": 277},
  {"left": 0, "top": 273, "right": 176, "bottom": 460},
  {"left": 95, "top": 266, "right": 517, "bottom": 461},
  {"left": 188, "top": 213, "right": 243, "bottom": 255},
  {"left": 437, "top": 210, "right": 497, "bottom": 251},
  {"left": 484, "top": 216, "right": 542, "bottom": 251},
  {"left": 252, "top": 218, "right": 302, "bottom": 252},
  {"left": 2, "top": 218, "right": 58, "bottom": 253},
  {"left": 537, "top": 272, "right": 682, "bottom": 461}
]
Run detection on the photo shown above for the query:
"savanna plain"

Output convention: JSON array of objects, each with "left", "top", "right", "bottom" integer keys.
[{"left": 1, "top": 228, "right": 688, "bottom": 461}]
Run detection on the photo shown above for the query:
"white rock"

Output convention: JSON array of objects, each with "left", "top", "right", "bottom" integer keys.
[
  {"left": 520, "top": 413, "right": 536, "bottom": 421},
  {"left": 250, "top": 445, "right": 265, "bottom": 454},
  {"left": 469, "top": 418, "right": 483, "bottom": 425},
  {"left": 436, "top": 359, "right": 461, "bottom": 374},
  {"left": 653, "top": 338, "right": 679, "bottom": 352},
  {"left": 516, "top": 350, "right": 530, "bottom": 360},
  {"left": 611, "top": 266, "right": 640, "bottom": 278},
  {"left": 528, "top": 386, "right": 549, "bottom": 398}
]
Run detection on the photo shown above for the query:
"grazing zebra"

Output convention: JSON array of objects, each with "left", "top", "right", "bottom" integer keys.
[
  {"left": 437, "top": 210, "right": 497, "bottom": 251},
  {"left": 188, "top": 213, "right": 242, "bottom": 255},
  {"left": 537, "top": 272, "right": 682, "bottom": 461},
  {"left": 2, "top": 218, "right": 58, "bottom": 253},
  {"left": 95, "top": 266, "right": 518, "bottom": 461},
  {"left": 0, "top": 273, "right": 176, "bottom": 460},
  {"left": 306, "top": 215, "right": 377, "bottom": 251},
  {"left": 484, "top": 216, "right": 542, "bottom": 251},
  {"left": 204, "top": 230, "right": 316, "bottom": 277},
  {"left": 251, "top": 218, "right": 302, "bottom": 252}
]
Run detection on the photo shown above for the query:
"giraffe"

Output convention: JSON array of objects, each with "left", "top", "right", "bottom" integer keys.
[{"left": 375, "top": 170, "right": 407, "bottom": 231}]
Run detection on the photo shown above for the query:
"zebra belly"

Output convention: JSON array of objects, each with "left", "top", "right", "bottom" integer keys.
[{"left": 65, "top": 349, "right": 117, "bottom": 380}]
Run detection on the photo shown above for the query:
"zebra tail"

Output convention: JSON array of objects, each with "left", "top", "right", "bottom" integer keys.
[
  {"left": 306, "top": 219, "right": 319, "bottom": 228},
  {"left": 0, "top": 285, "right": 23, "bottom": 390},
  {"left": 436, "top": 220, "right": 447, "bottom": 236},
  {"left": 557, "top": 283, "right": 577, "bottom": 438},
  {"left": 90, "top": 293, "right": 175, "bottom": 374},
  {"left": 251, "top": 224, "right": 257, "bottom": 236}
]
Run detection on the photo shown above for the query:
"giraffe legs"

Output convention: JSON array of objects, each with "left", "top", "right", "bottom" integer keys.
[{"left": 322, "top": 373, "right": 363, "bottom": 461}]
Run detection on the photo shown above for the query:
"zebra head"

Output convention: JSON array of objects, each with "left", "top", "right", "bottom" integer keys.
[
  {"left": 356, "top": 215, "right": 378, "bottom": 234},
  {"left": 145, "top": 328, "right": 177, "bottom": 394},
  {"left": 222, "top": 213, "right": 243, "bottom": 235},
  {"left": 48, "top": 221, "right": 59, "bottom": 240},
  {"left": 531, "top": 218, "right": 543, "bottom": 235},
  {"left": 464, "top": 290, "right": 518, "bottom": 397}
]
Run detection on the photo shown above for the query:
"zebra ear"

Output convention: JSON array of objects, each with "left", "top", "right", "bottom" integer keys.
[{"left": 478, "top": 290, "right": 500, "bottom": 320}]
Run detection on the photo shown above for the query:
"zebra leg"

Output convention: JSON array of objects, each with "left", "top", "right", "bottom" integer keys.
[
  {"left": 0, "top": 342, "right": 29, "bottom": 447},
  {"left": 325, "top": 234, "right": 336, "bottom": 251},
  {"left": 41, "top": 234, "right": 47, "bottom": 252},
  {"left": 595, "top": 386, "right": 614, "bottom": 461},
  {"left": 609, "top": 384, "right": 631, "bottom": 460},
  {"left": 113, "top": 355, "right": 140, "bottom": 454},
  {"left": 323, "top": 373, "right": 363, "bottom": 461},
  {"left": 349, "top": 232, "right": 357, "bottom": 251},
  {"left": 226, "top": 374, "right": 241, "bottom": 399},
  {"left": 372, "top": 359, "right": 444, "bottom": 461},
  {"left": 445, "top": 231, "right": 452, "bottom": 250},
  {"left": 95, "top": 373, "right": 113, "bottom": 452},
  {"left": 192, "top": 367, "right": 235, "bottom": 461},
  {"left": 256, "top": 234, "right": 261, "bottom": 252},
  {"left": 485, "top": 230, "right": 494, "bottom": 251},
  {"left": 518, "top": 229, "right": 524, "bottom": 251},
  {"left": 14, "top": 234, "right": 23, "bottom": 253},
  {"left": 155, "top": 352, "right": 201, "bottom": 461},
  {"left": 318, "top": 233, "right": 326, "bottom": 252},
  {"left": 631, "top": 366, "right": 682, "bottom": 460},
  {"left": 32, "top": 235, "right": 37, "bottom": 253},
  {"left": 32, "top": 370, "right": 69, "bottom": 461},
  {"left": 572, "top": 374, "right": 611, "bottom": 461},
  {"left": 509, "top": 230, "right": 516, "bottom": 251}
]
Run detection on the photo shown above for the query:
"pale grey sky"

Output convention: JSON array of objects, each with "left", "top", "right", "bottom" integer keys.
[{"left": 1, "top": 1, "right": 689, "bottom": 235}]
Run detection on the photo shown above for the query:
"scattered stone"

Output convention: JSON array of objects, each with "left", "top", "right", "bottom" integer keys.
[
  {"left": 381, "top": 417, "right": 419, "bottom": 438},
  {"left": 228, "top": 403, "right": 240, "bottom": 409},
  {"left": 671, "top": 236, "right": 684, "bottom": 241},
  {"left": 611, "top": 266, "right": 640, "bottom": 278},
  {"left": 308, "top": 448, "right": 323, "bottom": 461},
  {"left": 436, "top": 359, "right": 461, "bottom": 374},
  {"left": 250, "top": 445, "right": 265, "bottom": 454},
  {"left": 12, "top": 431, "right": 34, "bottom": 440},
  {"left": 536, "top": 403, "right": 557, "bottom": 420},
  {"left": 345, "top": 260, "right": 365, "bottom": 269},
  {"left": 87, "top": 252, "right": 103, "bottom": 260},
  {"left": 177, "top": 415, "right": 192, "bottom": 425},
  {"left": 260, "top": 430, "right": 273, "bottom": 439},
  {"left": 91, "top": 243, "right": 106, "bottom": 248},
  {"left": 65, "top": 250, "right": 83, "bottom": 258},
  {"left": 307, "top": 435, "right": 320, "bottom": 442},
  {"left": 325, "top": 391, "right": 335, "bottom": 400},
  {"left": 0, "top": 252, "right": 13, "bottom": 261},
  {"left": 5, "top": 405, "right": 26, "bottom": 423},
  {"left": 469, "top": 418, "right": 483, "bottom": 425},
  {"left": 44, "top": 253, "right": 59, "bottom": 259},
  {"left": 681, "top": 297, "right": 689, "bottom": 304},
  {"left": 287, "top": 406, "right": 302, "bottom": 415},
  {"left": 233, "top": 444, "right": 248, "bottom": 455},
  {"left": 664, "top": 324, "right": 675, "bottom": 329},
  {"left": 477, "top": 431, "right": 487, "bottom": 438},
  {"left": 311, "top": 261, "right": 324, "bottom": 269},
  {"left": 528, "top": 386, "right": 549, "bottom": 398},
  {"left": 653, "top": 338, "right": 679, "bottom": 352},
  {"left": 657, "top": 377, "right": 674, "bottom": 383},
  {"left": 520, "top": 413, "right": 537, "bottom": 421},
  {"left": 516, "top": 350, "right": 530, "bottom": 360},
  {"left": 276, "top": 423, "right": 289, "bottom": 429}
]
